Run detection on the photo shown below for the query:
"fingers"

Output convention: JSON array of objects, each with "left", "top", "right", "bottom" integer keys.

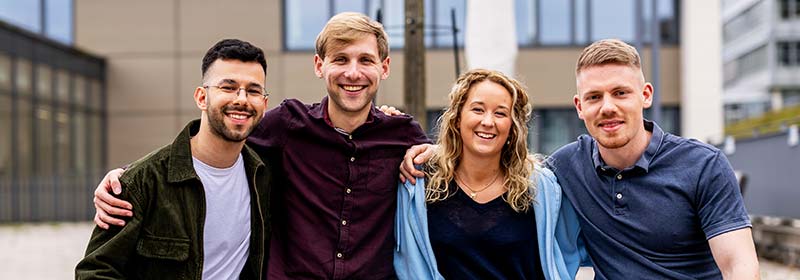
[
  {"left": 94, "top": 197, "right": 128, "bottom": 227},
  {"left": 94, "top": 213, "right": 110, "bottom": 230},
  {"left": 377, "top": 105, "right": 404, "bottom": 116},
  {"left": 107, "top": 168, "right": 125, "bottom": 194}
]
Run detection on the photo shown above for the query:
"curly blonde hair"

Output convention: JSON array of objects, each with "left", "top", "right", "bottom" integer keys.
[{"left": 426, "top": 69, "right": 536, "bottom": 212}]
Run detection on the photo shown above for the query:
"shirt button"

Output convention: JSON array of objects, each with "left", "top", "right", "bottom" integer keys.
[
  {"left": 600, "top": 167, "right": 606, "bottom": 172},
  {"left": 616, "top": 174, "right": 623, "bottom": 180},
  {"left": 341, "top": 220, "right": 347, "bottom": 225},
  {"left": 616, "top": 193, "right": 623, "bottom": 200},
  {"left": 348, "top": 135, "right": 353, "bottom": 140},
  {"left": 350, "top": 157, "right": 355, "bottom": 162},
  {"left": 336, "top": 252, "right": 343, "bottom": 259},
  {"left": 346, "top": 188, "right": 352, "bottom": 194}
]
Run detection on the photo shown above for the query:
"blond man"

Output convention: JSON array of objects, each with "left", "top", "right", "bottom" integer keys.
[{"left": 93, "top": 13, "right": 429, "bottom": 279}]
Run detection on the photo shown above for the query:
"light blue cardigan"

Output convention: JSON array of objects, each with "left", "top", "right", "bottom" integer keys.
[{"left": 394, "top": 166, "right": 588, "bottom": 280}]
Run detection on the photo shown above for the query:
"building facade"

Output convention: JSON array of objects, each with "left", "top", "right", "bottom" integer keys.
[
  {"left": 0, "top": 1, "right": 107, "bottom": 222},
  {"left": 722, "top": 0, "right": 800, "bottom": 123},
  {"left": 0, "top": 0, "right": 726, "bottom": 222}
]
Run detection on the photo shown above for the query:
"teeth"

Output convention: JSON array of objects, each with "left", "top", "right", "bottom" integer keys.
[
  {"left": 476, "top": 132, "right": 495, "bottom": 139},
  {"left": 228, "top": 113, "right": 249, "bottom": 120},
  {"left": 342, "top": 85, "right": 365, "bottom": 91}
]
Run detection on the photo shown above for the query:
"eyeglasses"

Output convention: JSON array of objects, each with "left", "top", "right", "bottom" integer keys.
[{"left": 203, "top": 83, "right": 269, "bottom": 100}]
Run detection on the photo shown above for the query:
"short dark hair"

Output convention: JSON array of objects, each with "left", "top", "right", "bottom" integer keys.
[{"left": 201, "top": 39, "right": 267, "bottom": 78}]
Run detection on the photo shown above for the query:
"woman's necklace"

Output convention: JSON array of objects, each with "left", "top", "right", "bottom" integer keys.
[{"left": 455, "top": 171, "right": 501, "bottom": 199}]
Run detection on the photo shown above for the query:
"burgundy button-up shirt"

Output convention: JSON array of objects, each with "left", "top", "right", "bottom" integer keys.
[{"left": 247, "top": 97, "right": 429, "bottom": 279}]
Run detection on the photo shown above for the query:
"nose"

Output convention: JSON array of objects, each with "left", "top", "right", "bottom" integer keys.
[
  {"left": 232, "top": 88, "right": 249, "bottom": 104},
  {"left": 342, "top": 62, "right": 361, "bottom": 80},
  {"left": 599, "top": 95, "right": 618, "bottom": 116},
  {"left": 480, "top": 113, "right": 495, "bottom": 127}
]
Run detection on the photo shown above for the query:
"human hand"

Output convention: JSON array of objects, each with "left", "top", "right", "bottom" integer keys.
[
  {"left": 399, "top": 144, "right": 436, "bottom": 184},
  {"left": 93, "top": 168, "right": 132, "bottom": 229}
]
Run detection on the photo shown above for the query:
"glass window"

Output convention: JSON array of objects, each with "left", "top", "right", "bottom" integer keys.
[
  {"left": 591, "top": 0, "right": 635, "bottom": 42},
  {"left": 89, "top": 114, "right": 103, "bottom": 179},
  {"left": 16, "top": 59, "right": 32, "bottom": 96},
  {"left": 334, "top": 0, "right": 367, "bottom": 14},
  {"left": 73, "top": 75, "right": 85, "bottom": 105},
  {"left": 0, "top": 1, "right": 41, "bottom": 33},
  {"left": 780, "top": 0, "right": 790, "bottom": 19},
  {"left": 778, "top": 42, "right": 791, "bottom": 66},
  {"left": 55, "top": 109, "right": 69, "bottom": 177},
  {"left": 540, "top": 0, "right": 571, "bottom": 45},
  {"left": 55, "top": 70, "right": 70, "bottom": 103},
  {"left": 45, "top": 0, "right": 73, "bottom": 44},
  {"left": 0, "top": 95, "right": 11, "bottom": 185},
  {"left": 430, "top": 0, "right": 466, "bottom": 47},
  {"left": 36, "top": 104, "right": 54, "bottom": 177},
  {"left": 515, "top": 0, "right": 536, "bottom": 46},
  {"left": 285, "top": 0, "right": 331, "bottom": 50},
  {"left": 0, "top": 54, "right": 10, "bottom": 92},
  {"left": 575, "top": 0, "right": 588, "bottom": 44},
  {"left": 533, "top": 108, "right": 587, "bottom": 154},
  {"left": 17, "top": 99, "right": 33, "bottom": 181},
  {"left": 73, "top": 112, "right": 87, "bottom": 174},
  {"left": 90, "top": 80, "right": 103, "bottom": 110},
  {"left": 37, "top": 65, "right": 52, "bottom": 100}
]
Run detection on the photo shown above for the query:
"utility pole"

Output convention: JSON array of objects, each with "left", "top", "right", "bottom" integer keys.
[{"left": 404, "top": 0, "right": 427, "bottom": 131}]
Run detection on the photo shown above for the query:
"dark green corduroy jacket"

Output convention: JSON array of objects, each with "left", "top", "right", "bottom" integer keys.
[{"left": 76, "top": 119, "right": 272, "bottom": 280}]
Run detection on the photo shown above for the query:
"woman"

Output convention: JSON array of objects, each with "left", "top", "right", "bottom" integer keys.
[{"left": 394, "top": 69, "right": 585, "bottom": 280}]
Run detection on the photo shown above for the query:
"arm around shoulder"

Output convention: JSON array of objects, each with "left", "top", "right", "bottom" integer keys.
[{"left": 76, "top": 179, "right": 146, "bottom": 279}]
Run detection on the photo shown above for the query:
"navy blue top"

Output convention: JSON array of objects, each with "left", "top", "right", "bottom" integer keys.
[
  {"left": 427, "top": 180, "right": 545, "bottom": 280},
  {"left": 548, "top": 120, "right": 751, "bottom": 280}
]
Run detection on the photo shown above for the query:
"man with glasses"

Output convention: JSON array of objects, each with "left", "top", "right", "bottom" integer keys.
[
  {"left": 91, "top": 13, "right": 429, "bottom": 279},
  {"left": 76, "top": 39, "right": 272, "bottom": 280}
]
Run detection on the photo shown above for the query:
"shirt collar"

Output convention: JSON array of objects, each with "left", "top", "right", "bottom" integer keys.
[
  {"left": 591, "top": 119, "right": 664, "bottom": 173},
  {"left": 310, "top": 96, "right": 380, "bottom": 130}
]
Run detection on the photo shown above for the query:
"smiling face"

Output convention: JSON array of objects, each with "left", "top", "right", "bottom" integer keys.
[
  {"left": 574, "top": 63, "right": 652, "bottom": 150},
  {"left": 198, "top": 59, "right": 268, "bottom": 142},
  {"left": 459, "top": 80, "right": 513, "bottom": 160},
  {"left": 314, "top": 35, "right": 390, "bottom": 118}
]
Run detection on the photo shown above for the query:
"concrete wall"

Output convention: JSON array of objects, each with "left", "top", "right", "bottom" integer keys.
[{"left": 725, "top": 132, "right": 800, "bottom": 218}]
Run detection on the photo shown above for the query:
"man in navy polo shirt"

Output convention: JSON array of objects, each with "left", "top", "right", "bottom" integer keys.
[
  {"left": 547, "top": 39, "right": 759, "bottom": 279},
  {"left": 400, "top": 39, "right": 761, "bottom": 279}
]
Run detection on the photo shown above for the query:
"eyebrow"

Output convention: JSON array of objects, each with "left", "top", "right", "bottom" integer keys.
[
  {"left": 219, "top": 78, "right": 263, "bottom": 88},
  {"left": 468, "top": 101, "right": 510, "bottom": 110}
]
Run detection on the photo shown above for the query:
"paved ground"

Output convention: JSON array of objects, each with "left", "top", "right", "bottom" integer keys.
[{"left": 1, "top": 222, "right": 798, "bottom": 279}]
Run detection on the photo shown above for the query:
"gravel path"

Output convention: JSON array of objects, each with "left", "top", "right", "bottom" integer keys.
[{"left": 1, "top": 222, "right": 797, "bottom": 279}]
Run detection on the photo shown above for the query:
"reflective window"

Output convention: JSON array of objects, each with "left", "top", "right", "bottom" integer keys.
[
  {"left": 37, "top": 65, "right": 52, "bottom": 100},
  {"left": 0, "top": 0, "right": 73, "bottom": 45},
  {"left": 591, "top": 0, "right": 635, "bottom": 42},
  {"left": 540, "top": 0, "right": 571, "bottom": 45},
  {"left": 0, "top": 1, "right": 41, "bottom": 32},
  {"left": 16, "top": 60, "right": 32, "bottom": 96},
  {"left": 45, "top": 0, "right": 73, "bottom": 44},
  {"left": 0, "top": 54, "right": 10, "bottom": 91},
  {"left": 723, "top": 1, "right": 766, "bottom": 44},
  {"left": 285, "top": 0, "right": 679, "bottom": 49},
  {"left": 778, "top": 41, "right": 800, "bottom": 66},
  {"left": 514, "top": 0, "right": 536, "bottom": 45},
  {"left": 284, "top": 0, "right": 331, "bottom": 50},
  {"left": 56, "top": 70, "right": 70, "bottom": 102}
]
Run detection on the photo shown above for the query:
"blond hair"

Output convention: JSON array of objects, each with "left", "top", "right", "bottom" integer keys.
[
  {"left": 426, "top": 69, "right": 536, "bottom": 212},
  {"left": 576, "top": 39, "right": 641, "bottom": 74},
  {"left": 315, "top": 12, "right": 389, "bottom": 61}
]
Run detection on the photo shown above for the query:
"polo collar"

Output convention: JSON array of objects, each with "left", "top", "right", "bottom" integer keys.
[{"left": 592, "top": 119, "right": 664, "bottom": 173}]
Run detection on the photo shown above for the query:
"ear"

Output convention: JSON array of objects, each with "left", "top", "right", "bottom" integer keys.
[
  {"left": 642, "top": 82, "right": 654, "bottom": 109},
  {"left": 573, "top": 94, "right": 584, "bottom": 120},
  {"left": 313, "top": 54, "right": 324, "bottom": 78},
  {"left": 380, "top": 56, "right": 391, "bottom": 80},
  {"left": 194, "top": 86, "right": 208, "bottom": 111}
]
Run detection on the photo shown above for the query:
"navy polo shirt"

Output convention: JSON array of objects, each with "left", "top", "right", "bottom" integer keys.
[{"left": 548, "top": 121, "right": 750, "bottom": 280}]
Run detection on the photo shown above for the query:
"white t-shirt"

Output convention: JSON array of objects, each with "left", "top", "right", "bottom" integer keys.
[{"left": 192, "top": 154, "right": 251, "bottom": 280}]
